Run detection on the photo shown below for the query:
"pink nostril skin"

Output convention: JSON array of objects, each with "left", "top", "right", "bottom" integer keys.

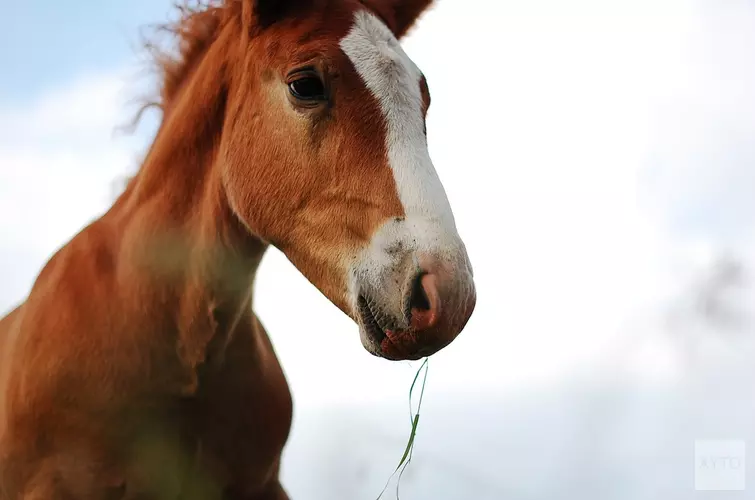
[
  {"left": 409, "top": 273, "right": 442, "bottom": 331},
  {"left": 379, "top": 253, "right": 475, "bottom": 361}
]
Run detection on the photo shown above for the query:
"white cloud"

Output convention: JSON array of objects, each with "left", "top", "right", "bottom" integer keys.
[
  {"left": 0, "top": 68, "right": 145, "bottom": 306},
  {"left": 0, "top": 71, "right": 130, "bottom": 143}
]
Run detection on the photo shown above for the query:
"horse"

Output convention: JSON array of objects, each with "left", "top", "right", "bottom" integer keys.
[{"left": 0, "top": 0, "right": 476, "bottom": 497}]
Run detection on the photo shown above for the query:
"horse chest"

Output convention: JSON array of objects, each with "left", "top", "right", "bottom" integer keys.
[{"left": 187, "top": 316, "right": 293, "bottom": 493}]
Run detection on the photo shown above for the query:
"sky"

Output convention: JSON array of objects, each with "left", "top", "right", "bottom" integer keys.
[{"left": 2, "top": 1, "right": 755, "bottom": 498}]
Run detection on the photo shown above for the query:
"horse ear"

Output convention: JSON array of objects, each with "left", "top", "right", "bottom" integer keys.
[{"left": 365, "top": 0, "right": 435, "bottom": 39}]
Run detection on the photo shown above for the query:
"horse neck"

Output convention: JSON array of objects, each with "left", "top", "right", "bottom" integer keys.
[{"left": 107, "top": 37, "right": 267, "bottom": 378}]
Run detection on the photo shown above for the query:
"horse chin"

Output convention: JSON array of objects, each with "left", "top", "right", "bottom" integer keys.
[
  {"left": 358, "top": 324, "right": 432, "bottom": 362},
  {"left": 382, "top": 335, "right": 430, "bottom": 361}
]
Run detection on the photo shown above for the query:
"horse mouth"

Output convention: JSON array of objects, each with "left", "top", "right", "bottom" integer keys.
[
  {"left": 357, "top": 294, "right": 392, "bottom": 346},
  {"left": 357, "top": 294, "right": 428, "bottom": 361}
]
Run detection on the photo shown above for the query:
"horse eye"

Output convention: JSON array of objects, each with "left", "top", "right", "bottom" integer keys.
[{"left": 288, "top": 76, "right": 326, "bottom": 101}]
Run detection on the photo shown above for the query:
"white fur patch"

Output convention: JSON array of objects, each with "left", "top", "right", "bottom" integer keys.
[
  {"left": 340, "top": 10, "right": 456, "bottom": 228},
  {"left": 340, "top": 10, "right": 470, "bottom": 314}
]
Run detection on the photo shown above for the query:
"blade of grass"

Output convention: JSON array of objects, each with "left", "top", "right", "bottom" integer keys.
[
  {"left": 375, "top": 358, "right": 430, "bottom": 500},
  {"left": 394, "top": 360, "right": 429, "bottom": 499},
  {"left": 408, "top": 358, "right": 429, "bottom": 423}
]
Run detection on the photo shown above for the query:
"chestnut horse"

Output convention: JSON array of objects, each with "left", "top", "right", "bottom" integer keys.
[{"left": 0, "top": 0, "right": 476, "bottom": 498}]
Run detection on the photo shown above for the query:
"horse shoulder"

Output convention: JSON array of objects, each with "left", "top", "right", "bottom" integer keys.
[{"left": 0, "top": 220, "right": 176, "bottom": 498}]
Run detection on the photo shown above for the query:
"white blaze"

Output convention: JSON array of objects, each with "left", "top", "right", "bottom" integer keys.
[
  {"left": 340, "top": 10, "right": 469, "bottom": 311},
  {"left": 340, "top": 10, "right": 456, "bottom": 229}
]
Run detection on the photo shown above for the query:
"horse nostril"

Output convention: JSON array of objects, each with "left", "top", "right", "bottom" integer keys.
[
  {"left": 409, "top": 273, "right": 441, "bottom": 331},
  {"left": 409, "top": 273, "right": 431, "bottom": 312}
]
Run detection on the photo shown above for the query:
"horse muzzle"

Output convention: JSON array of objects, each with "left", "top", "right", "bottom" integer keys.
[{"left": 355, "top": 251, "right": 476, "bottom": 361}]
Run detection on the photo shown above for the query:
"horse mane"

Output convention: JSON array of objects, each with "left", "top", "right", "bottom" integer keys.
[
  {"left": 116, "top": 2, "right": 243, "bottom": 195},
  {"left": 137, "top": 1, "right": 242, "bottom": 117}
]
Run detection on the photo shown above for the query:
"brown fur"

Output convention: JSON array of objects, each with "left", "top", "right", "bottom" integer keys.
[
  {"left": 360, "top": 0, "right": 434, "bottom": 37},
  {"left": 0, "top": 0, "right": 439, "bottom": 498}
]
